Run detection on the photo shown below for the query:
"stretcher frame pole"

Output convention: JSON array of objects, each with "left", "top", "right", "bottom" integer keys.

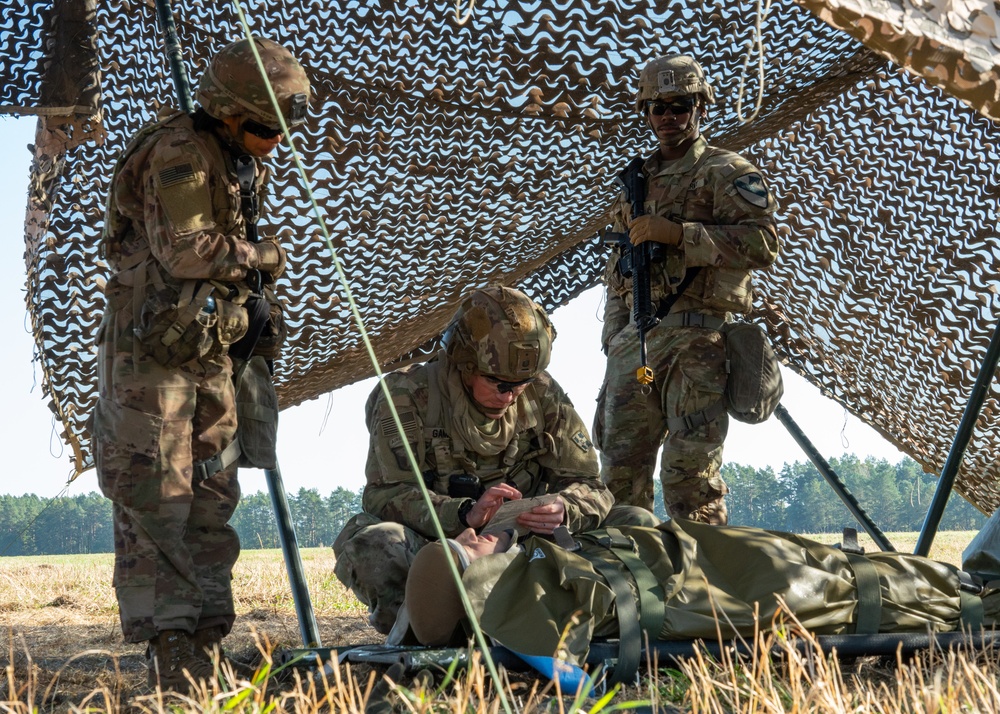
[{"left": 774, "top": 403, "right": 895, "bottom": 552}]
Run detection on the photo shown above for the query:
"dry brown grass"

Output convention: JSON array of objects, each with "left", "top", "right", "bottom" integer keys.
[{"left": 0, "top": 536, "right": 997, "bottom": 712}]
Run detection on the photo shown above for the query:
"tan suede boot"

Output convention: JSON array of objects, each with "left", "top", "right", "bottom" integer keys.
[
  {"left": 147, "top": 629, "right": 218, "bottom": 692},
  {"left": 191, "top": 626, "right": 257, "bottom": 681}
]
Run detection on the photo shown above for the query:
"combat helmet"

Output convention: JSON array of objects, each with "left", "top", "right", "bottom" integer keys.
[
  {"left": 196, "top": 37, "right": 310, "bottom": 130},
  {"left": 444, "top": 286, "right": 555, "bottom": 382},
  {"left": 635, "top": 53, "right": 716, "bottom": 114}
]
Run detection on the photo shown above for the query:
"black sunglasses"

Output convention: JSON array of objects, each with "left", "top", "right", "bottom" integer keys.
[
  {"left": 242, "top": 119, "right": 283, "bottom": 140},
  {"left": 647, "top": 99, "right": 695, "bottom": 117},
  {"left": 484, "top": 375, "right": 535, "bottom": 394}
]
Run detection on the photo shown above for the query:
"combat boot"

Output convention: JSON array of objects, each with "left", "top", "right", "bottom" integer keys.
[
  {"left": 192, "top": 626, "right": 258, "bottom": 681},
  {"left": 147, "top": 629, "right": 218, "bottom": 692}
]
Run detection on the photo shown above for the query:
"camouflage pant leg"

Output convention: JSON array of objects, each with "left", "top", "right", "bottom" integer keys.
[
  {"left": 186, "top": 463, "right": 241, "bottom": 635},
  {"left": 597, "top": 323, "right": 729, "bottom": 522},
  {"left": 95, "top": 316, "right": 238, "bottom": 643},
  {"left": 593, "top": 328, "right": 662, "bottom": 511},
  {"left": 656, "top": 327, "right": 730, "bottom": 525},
  {"left": 333, "top": 514, "right": 428, "bottom": 635}
]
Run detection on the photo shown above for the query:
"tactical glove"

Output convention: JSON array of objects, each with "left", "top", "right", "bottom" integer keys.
[
  {"left": 255, "top": 239, "right": 287, "bottom": 280},
  {"left": 629, "top": 214, "right": 683, "bottom": 247}
]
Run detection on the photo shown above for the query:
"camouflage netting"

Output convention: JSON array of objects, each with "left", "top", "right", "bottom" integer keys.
[{"left": 3, "top": 0, "right": 1000, "bottom": 512}]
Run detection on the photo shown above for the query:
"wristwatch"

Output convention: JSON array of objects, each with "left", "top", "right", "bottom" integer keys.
[{"left": 457, "top": 499, "right": 475, "bottom": 527}]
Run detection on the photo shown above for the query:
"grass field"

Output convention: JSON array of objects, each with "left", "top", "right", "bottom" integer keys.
[{"left": 0, "top": 532, "right": 996, "bottom": 712}]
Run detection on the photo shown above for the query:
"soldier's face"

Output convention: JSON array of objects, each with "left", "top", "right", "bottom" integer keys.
[
  {"left": 455, "top": 528, "right": 508, "bottom": 561},
  {"left": 647, "top": 94, "right": 700, "bottom": 148},
  {"left": 464, "top": 372, "right": 529, "bottom": 419},
  {"left": 221, "top": 115, "right": 283, "bottom": 157},
  {"left": 240, "top": 121, "right": 284, "bottom": 156}
]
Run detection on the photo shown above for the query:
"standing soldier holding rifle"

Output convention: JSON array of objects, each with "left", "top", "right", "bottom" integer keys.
[{"left": 594, "top": 54, "right": 779, "bottom": 525}]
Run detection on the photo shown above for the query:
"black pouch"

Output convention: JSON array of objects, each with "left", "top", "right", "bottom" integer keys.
[
  {"left": 723, "top": 321, "right": 783, "bottom": 424},
  {"left": 233, "top": 355, "right": 279, "bottom": 469},
  {"left": 448, "top": 473, "right": 483, "bottom": 499}
]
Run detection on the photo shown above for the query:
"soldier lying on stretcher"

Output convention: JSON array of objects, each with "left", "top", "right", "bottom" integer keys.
[{"left": 399, "top": 516, "right": 1000, "bottom": 667}]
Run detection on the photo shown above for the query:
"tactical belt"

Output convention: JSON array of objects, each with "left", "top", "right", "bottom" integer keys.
[
  {"left": 578, "top": 528, "right": 665, "bottom": 685},
  {"left": 193, "top": 438, "right": 242, "bottom": 483},
  {"left": 657, "top": 312, "right": 727, "bottom": 331}
]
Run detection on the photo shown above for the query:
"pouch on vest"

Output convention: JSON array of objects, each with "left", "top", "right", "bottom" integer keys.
[
  {"left": 134, "top": 284, "right": 249, "bottom": 368},
  {"left": 723, "top": 321, "right": 783, "bottom": 424},
  {"left": 250, "top": 286, "right": 288, "bottom": 360},
  {"left": 233, "top": 355, "right": 279, "bottom": 469}
]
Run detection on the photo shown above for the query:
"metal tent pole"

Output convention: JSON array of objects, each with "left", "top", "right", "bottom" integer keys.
[
  {"left": 774, "top": 403, "right": 895, "bottom": 552},
  {"left": 154, "top": 0, "right": 194, "bottom": 114},
  {"left": 266, "top": 463, "right": 322, "bottom": 647},
  {"left": 914, "top": 315, "right": 1000, "bottom": 556}
]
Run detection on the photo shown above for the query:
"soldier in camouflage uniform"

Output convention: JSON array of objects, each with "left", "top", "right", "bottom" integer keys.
[
  {"left": 91, "top": 37, "right": 309, "bottom": 690},
  {"left": 333, "top": 286, "right": 657, "bottom": 636},
  {"left": 594, "top": 54, "right": 779, "bottom": 524}
]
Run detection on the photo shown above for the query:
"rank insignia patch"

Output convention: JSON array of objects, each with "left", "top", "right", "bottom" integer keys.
[{"left": 733, "top": 172, "right": 770, "bottom": 208}]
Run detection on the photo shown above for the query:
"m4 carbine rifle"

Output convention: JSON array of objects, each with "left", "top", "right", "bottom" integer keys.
[{"left": 603, "top": 157, "right": 663, "bottom": 385}]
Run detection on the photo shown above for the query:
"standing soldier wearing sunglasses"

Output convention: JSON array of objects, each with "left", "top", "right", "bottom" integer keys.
[
  {"left": 594, "top": 54, "right": 780, "bottom": 525},
  {"left": 333, "top": 286, "right": 657, "bottom": 637},
  {"left": 92, "top": 37, "right": 309, "bottom": 691}
]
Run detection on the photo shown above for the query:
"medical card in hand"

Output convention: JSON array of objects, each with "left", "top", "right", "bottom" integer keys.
[{"left": 481, "top": 494, "right": 558, "bottom": 537}]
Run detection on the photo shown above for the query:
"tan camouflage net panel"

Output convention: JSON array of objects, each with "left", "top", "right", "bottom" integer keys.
[{"left": 3, "top": 0, "right": 1000, "bottom": 513}]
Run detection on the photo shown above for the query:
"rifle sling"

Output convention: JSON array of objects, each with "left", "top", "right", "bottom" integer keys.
[{"left": 653, "top": 267, "right": 701, "bottom": 321}]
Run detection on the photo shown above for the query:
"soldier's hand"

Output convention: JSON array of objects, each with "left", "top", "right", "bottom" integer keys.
[
  {"left": 516, "top": 496, "right": 566, "bottom": 535},
  {"left": 629, "top": 214, "right": 682, "bottom": 247},
  {"left": 465, "top": 483, "right": 522, "bottom": 529},
  {"left": 255, "top": 239, "right": 287, "bottom": 279}
]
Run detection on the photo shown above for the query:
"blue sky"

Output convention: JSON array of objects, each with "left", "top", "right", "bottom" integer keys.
[{"left": 0, "top": 113, "right": 906, "bottom": 500}]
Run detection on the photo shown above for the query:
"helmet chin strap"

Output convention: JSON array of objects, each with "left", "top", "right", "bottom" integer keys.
[{"left": 217, "top": 116, "right": 251, "bottom": 155}]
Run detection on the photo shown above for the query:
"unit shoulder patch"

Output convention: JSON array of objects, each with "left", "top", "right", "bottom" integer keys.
[
  {"left": 571, "top": 430, "right": 593, "bottom": 453},
  {"left": 733, "top": 172, "right": 771, "bottom": 209}
]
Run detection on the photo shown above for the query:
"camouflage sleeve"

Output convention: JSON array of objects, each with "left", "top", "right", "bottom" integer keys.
[
  {"left": 533, "top": 374, "right": 614, "bottom": 532},
  {"left": 601, "top": 287, "right": 629, "bottom": 354},
  {"left": 680, "top": 157, "right": 780, "bottom": 271},
  {"left": 601, "top": 194, "right": 631, "bottom": 351},
  {"left": 138, "top": 131, "right": 261, "bottom": 282},
  {"left": 360, "top": 374, "right": 468, "bottom": 538}
]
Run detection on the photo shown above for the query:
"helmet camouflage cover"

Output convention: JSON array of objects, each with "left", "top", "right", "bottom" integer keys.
[
  {"left": 445, "top": 286, "right": 555, "bottom": 381},
  {"left": 196, "top": 37, "right": 311, "bottom": 129},
  {"left": 635, "top": 53, "right": 716, "bottom": 113}
]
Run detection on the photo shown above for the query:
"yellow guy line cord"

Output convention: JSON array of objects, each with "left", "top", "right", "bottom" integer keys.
[
  {"left": 735, "top": 0, "right": 772, "bottom": 124},
  {"left": 231, "top": 6, "right": 514, "bottom": 710}
]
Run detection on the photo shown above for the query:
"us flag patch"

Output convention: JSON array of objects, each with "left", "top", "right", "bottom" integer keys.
[{"left": 158, "top": 164, "right": 195, "bottom": 187}]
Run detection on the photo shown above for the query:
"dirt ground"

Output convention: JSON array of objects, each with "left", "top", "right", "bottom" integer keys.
[
  {"left": 0, "top": 550, "right": 395, "bottom": 710},
  {"left": 0, "top": 603, "right": 386, "bottom": 709}
]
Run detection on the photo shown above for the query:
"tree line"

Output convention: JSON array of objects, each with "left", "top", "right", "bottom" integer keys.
[{"left": 0, "top": 456, "right": 986, "bottom": 556}]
